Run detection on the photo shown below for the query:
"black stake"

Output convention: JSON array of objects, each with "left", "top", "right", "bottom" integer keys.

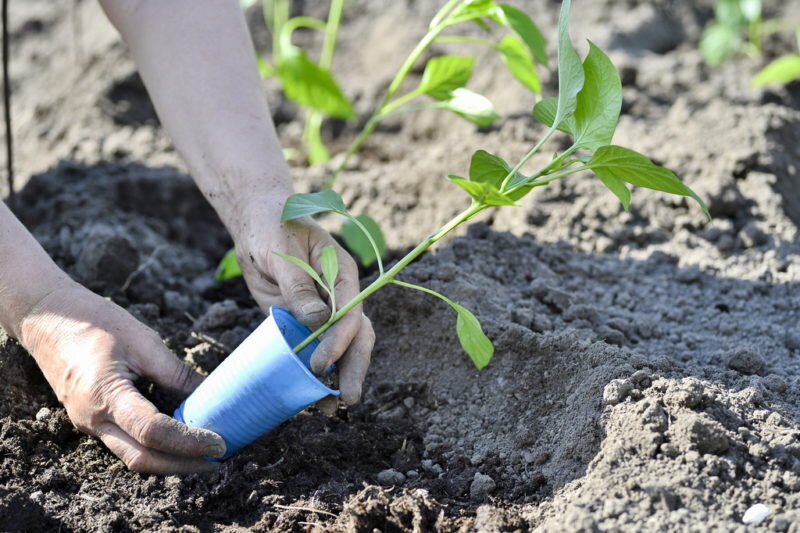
[{"left": 2, "top": 0, "right": 13, "bottom": 207}]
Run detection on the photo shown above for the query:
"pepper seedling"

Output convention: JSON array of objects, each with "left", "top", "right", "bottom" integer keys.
[
  {"left": 699, "top": 0, "right": 800, "bottom": 87},
  {"left": 275, "top": 0, "right": 710, "bottom": 370}
]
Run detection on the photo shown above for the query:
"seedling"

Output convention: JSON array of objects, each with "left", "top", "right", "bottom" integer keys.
[
  {"left": 324, "top": 0, "right": 550, "bottom": 189},
  {"left": 700, "top": 0, "right": 800, "bottom": 86},
  {"left": 276, "top": 0, "right": 710, "bottom": 370}
]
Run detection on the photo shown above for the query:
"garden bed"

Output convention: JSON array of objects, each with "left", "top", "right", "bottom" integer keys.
[{"left": 1, "top": 0, "right": 800, "bottom": 531}]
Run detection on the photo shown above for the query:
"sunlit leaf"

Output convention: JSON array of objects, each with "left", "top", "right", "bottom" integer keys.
[
  {"left": 436, "top": 88, "right": 500, "bottom": 127},
  {"left": 215, "top": 248, "right": 242, "bottom": 281},
  {"left": 281, "top": 190, "right": 348, "bottom": 221},
  {"left": 453, "top": 303, "right": 494, "bottom": 370},
  {"left": 499, "top": 4, "right": 548, "bottom": 66},
  {"left": 497, "top": 35, "right": 541, "bottom": 94},
  {"left": 752, "top": 54, "right": 800, "bottom": 87},
  {"left": 419, "top": 56, "right": 475, "bottom": 100},
  {"left": 277, "top": 47, "right": 354, "bottom": 119},
  {"left": 272, "top": 251, "right": 325, "bottom": 288},
  {"left": 320, "top": 245, "right": 339, "bottom": 288},
  {"left": 448, "top": 175, "right": 518, "bottom": 206}
]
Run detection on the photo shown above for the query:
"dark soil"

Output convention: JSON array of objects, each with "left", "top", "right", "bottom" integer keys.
[{"left": 2, "top": 0, "right": 800, "bottom": 531}]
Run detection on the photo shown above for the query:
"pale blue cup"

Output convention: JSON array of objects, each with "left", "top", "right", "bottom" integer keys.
[{"left": 174, "top": 305, "right": 338, "bottom": 459}]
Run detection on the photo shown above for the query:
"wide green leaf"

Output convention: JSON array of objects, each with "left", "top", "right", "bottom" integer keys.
[
  {"left": 281, "top": 190, "right": 348, "bottom": 221},
  {"left": 320, "top": 245, "right": 339, "bottom": 288},
  {"left": 468, "top": 150, "right": 531, "bottom": 201},
  {"left": 752, "top": 54, "right": 800, "bottom": 87},
  {"left": 497, "top": 35, "right": 541, "bottom": 94},
  {"left": 700, "top": 23, "right": 741, "bottom": 66},
  {"left": 453, "top": 303, "right": 494, "bottom": 370},
  {"left": 551, "top": 0, "right": 585, "bottom": 130},
  {"left": 341, "top": 214, "right": 386, "bottom": 268},
  {"left": 436, "top": 88, "right": 500, "bottom": 127},
  {"left": 272, "top": 251, "right": 326, "bottom": 288},
  {"left": 570, "top": 41, "right": 622, "bottom": 151},
  {"left": 449, "top": 175, "right": 517, "bottom": 206},
  {"left": 277, "top": 47, "right": 354, "bottom": 119},
  {"left": 215, "top": 248, "right": 242, "bottom": 281},
  {"left": 596, "top": 174, "right": 631, "bottom": 211},
  {"left": 419, "top": 56, "right": 475, "bottom": 100},
  {"left": 588, "top": 146, "right": 710, "bottom": 219},
  {"left": 498, "top": 4, "right": 548, "bottom": 67}
]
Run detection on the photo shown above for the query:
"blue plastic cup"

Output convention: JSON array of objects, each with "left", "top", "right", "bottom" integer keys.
[{"left": 174, "top": 305, "right": 338, "bottom": 459}]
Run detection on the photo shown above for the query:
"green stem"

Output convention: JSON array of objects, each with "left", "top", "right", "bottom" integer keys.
[
  {"left": 271, "top": 0, "right": 290, "bottom": 59},
  {"left": 346, "top": 214, "right": 385, "bottom": 276},
  {"left": 292, "top": 201, "right": 485, "bottom": 352},
  {"left": 391, "top": 280, "right": 455, "bottom": 306},
  {"left": 377, "top": 89, "right": 424, "bottom": 118},
  {"left": 506, "top": 163, "right": 589, "bottom": 196},
  {"left": 499, "top": 127, "right": 557, "bottom": 190},
  {"left": 327, "top": 3, "right": 470, "bottom": 187},
  {"left": 321, "top": 0, "right": 344, "bottom": 69}
]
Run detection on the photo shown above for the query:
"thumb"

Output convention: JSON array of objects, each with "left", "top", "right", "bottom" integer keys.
[
  {"left": 272, "top": 259, "right": 330, "bottom": 329},
  {"left": 137, "top": 335, "right": 205, "bottom": 396}
]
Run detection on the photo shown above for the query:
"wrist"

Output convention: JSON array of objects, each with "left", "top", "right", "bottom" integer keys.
[{"left": 14, "top": 278, "right": 82, "bottom": 352}]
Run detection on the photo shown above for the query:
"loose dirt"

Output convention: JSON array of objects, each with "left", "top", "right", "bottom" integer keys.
[{"left": 2, "top": 0, "right": 800, "bottom": 531}]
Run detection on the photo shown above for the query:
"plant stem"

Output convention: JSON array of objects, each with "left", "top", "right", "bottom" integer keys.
[
  {"left": 499, "top": 127, "right": 556, "bottom": 190},
  {"left": 346, "top": 214, "right": 385, "bottom": 276},
  {"left": 271, "top": 0, "right": 290, "bottom": 59},
  {"left": 391, "top": 279, "right": 455, "bottom": 306},
  {"left": 326, "top": 1, "right": 470, "bottom": 188},
  {"left": 293, "top": 201, "right": 484, "bottom": 352}
]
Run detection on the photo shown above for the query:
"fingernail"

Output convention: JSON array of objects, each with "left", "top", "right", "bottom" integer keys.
[
  {"left": 209, "top": 442, "right": 226, "bottom": 458},
  {"left": 300, "top": 301, "right": 327, "bottom": 317}
]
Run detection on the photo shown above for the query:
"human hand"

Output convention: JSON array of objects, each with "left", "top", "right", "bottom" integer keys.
[
  {"left": 19, "top": 283, "right": 226, "bottom": 474},
  {"left": 232, "top": 209, "right": 374, "bottom": 406}
]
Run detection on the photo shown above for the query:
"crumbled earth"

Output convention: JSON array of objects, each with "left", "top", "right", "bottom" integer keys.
[{"left": 2, "top": 0, "right": 800, "bottom": 531}]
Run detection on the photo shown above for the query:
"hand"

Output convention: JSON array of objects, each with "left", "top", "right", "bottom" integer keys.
[
  {"left": 19, "top": 283, "right": 226, "bottom": 474},
  {"left": 233, "top": 212, "right": 374, "bottom": 406}
]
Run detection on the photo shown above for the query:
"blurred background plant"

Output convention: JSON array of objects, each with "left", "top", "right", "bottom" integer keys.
[{"left": 700, "top": 0, "right": 800, "bottom": 87}]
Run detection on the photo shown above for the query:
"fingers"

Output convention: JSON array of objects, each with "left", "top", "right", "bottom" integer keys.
[
  {"left": 96, "top": 422, "right": 219, "bottom": 474},
  {"left": 137, "top": 335, "right": 205, "bottom": 395},
  {"left": 336, "top": 314, "right": 374, "bottom": 405},
  {"left": 107, "top": 383, "right": 226, "bottom": 459},
  {"left": 309, "top": 249, "right": 362, "bottom": 374},
  {"left": 315, "top": 395, "right": 339, "bottom": 416},
  {"left": 272, "top": 253, "right": 330, "bottom": 330}
]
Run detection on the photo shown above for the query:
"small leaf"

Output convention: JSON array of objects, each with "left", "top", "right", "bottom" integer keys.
[
  {"left": 436, "top": 88, "right": 500, "bottom": 127},
  {"left": 752, "top": 54, "right": 800, "bottom": 87},
  {"left": 700, "top": 23, "right": 741, "bottom": 66},
  {"left": 587, "top": 146, "right": 710, "bottom": 219},
  {"left": 570, "top": 41, "right": 622, "bottom": 151},
  {"left": 497, "top": 35, "right": 541, "bottom": 94},
  {"left": 739, "top": 0, "right": 761, "bottom": 22},
  {"left": 458, "top": 0, "right": 505, "bottom": 25},
  {"left": 215, "top": 249, "right": 242, "bottom": 281},
  {"left": 715, "top": 0, "right": 746, "bottom": 27},
  {"left": 341, "top": 214, "right": 386, "bottom": 268},
  {"left": 532, "top": 97, "right": 576, "bottom": 135},
  {"left": 453, "top": 303, "right": 494, "bottom": 370},
  {"left": 419, "top": 56, "right": 475, "bottom": 100},
  {"left": 551, "top": 0, "right": 585, "bottom": 130},
  {"left": 596, "top": 174, "right": 631, "bottom": 211},
  {"left": 448, "top": 175, "right": 517, "bottom": 206},
  {"left": 281, "top": 190, "right": 348, "bottom": 221},
  {"left": 498, "top": 4, "right": 548, "bottom": 66},
  {"left": 272, "top": 251, "right": 325, "bottom": 288},
  {"left": 277, "top": 47, "right": 354, "bottom": 119},
  {"left": 468, "top": 150, "right": 530, "bottom": 200},
  {"left": 320, "top": 245, "right": 339, "bottom": 288}
]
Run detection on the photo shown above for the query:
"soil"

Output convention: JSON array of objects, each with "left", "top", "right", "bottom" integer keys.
[{"left": 2, "top": 0, "right": 800, "bottom": 531}]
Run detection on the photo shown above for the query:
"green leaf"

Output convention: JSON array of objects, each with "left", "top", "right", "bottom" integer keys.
[
  {"left": 468, "top": 150, "right": 531, "bottom": 200},
  {"left": 448, "top": 175, "right": 518, "bottom": 206},
  {"left": 570, "top": 41, "right": 622, "bottom": 151},
  {"left": 497, "top": 35, "right": 541, "bottom": 94},
  {"left": 587, "top": 146, "right": 710, "bottom": 219},
  {"left": 272, "top": 251, "right": 326, "bottom": 288},
  {"left": 458, "top": 0, "right": 505, "bottom": 25},
  {"left": 215, "top": 248, "right": 242, "bottom": 281},
  {"left": 532, "top": 97, "right": 577, "bottom": 135},
  {"left": 281, "top": 190, "right": 348, "bottom": 221},
  {"left": 277, "top": 47, "right": 354, "bottom": 119},
  {"left": 739, "top": 0, "right": 761, "bottom": 22},
  {"left": 256, "top": 53, "right": 274, "bottom": 78},
  {"left": 320, "top": 245, "right": 339, "bottom": 288},
  {"left": 715, "top": 0, "right": 746, "bottom": 27},
  {"left": 700, "top": 23, "right": 741, "bottom": 66},
  {"left": 752, "top": 54, "right": 800, "bottom": 87},
  {"left": 596, "top": 174, "right": 631, "bottom": 211},
  {"left": 551, "top": 0, "right": 585, "bottom": 130},
  {"left": 436, "top": 88, "right": 500, "bottom": 127},
  {"left": 341, "top": 214, "right": 386, "bottom": 268},
  {"left": 419, "top": 56, "right": 475, "bottom": 100},
  {"left": 498, "top": 4, "right": 548, "bottom": 67},
  {"left": 453, "top": 303, "right": 494, "bottom": 370}
]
